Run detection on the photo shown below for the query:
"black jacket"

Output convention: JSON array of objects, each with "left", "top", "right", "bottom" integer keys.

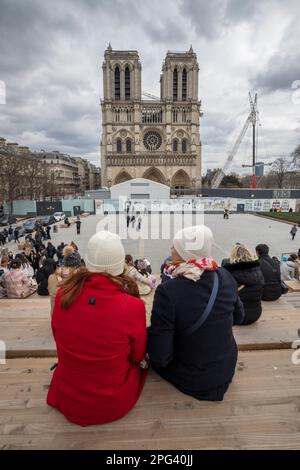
[
  {"left": 36, "top": 268, "right": 50, "bottom": 296},
  {"left": 148, "top": 267, "right": 244, "bottom": 401},
  {"left": 258, "top": 255, "right": 282, "bottom": 301},
  {"left": 224, "top": 260, "right": 264, "bottom": 325}
]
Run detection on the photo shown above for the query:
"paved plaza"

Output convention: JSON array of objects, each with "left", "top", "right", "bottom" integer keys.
[{"left": 7, "top": 213, "right": 299, "bottom": 273}]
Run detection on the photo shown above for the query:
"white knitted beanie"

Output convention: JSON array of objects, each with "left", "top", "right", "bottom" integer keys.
[
  {"left": 173, "top": 225, "right": 214, "bottom": 261},
  {"left": 85, "top": 231, "right": 125, "bottom": 276}
]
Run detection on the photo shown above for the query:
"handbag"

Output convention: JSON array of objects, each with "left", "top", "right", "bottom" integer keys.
[{"left": 181, "top": 271, "right": 219, "bottom": 337}]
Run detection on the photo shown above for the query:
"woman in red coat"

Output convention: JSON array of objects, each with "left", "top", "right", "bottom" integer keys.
[{"left": 47, "top": 231, "right": 147, "bottom": 426}]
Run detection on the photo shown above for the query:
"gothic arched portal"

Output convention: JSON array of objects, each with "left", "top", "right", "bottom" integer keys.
[
  {"left": 142, "top": 167, "right": 166, "bottom": 185},
  {"left": 114, "top": 171, "right": 132, "bottom": 185},
  {"left": 171, "top": 169, "right": 191, "bottom": 189}
]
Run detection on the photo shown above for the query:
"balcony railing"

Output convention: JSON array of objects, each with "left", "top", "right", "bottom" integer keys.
[{"left": 106, "top": 153, "right": 196, "bottom": 167}]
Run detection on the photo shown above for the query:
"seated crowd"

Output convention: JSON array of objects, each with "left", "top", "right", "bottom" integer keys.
[{"left": 1, "top": 225, "right": 300, "bottom": 428}]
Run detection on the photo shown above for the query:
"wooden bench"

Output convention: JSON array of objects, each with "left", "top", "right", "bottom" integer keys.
[
  {"left": 285, "top": 279, "right": 300, "bottom": 293},
  {"left": 1, "top": 295, "right": 299, "bottom": 358},
  {"left": 1, "top": 350, "right": 300, "bottom": 450}
]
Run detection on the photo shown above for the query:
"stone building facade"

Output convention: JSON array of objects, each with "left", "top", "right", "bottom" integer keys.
[{"left": 100, "top": 46, "right": 202, "bottom": 190}]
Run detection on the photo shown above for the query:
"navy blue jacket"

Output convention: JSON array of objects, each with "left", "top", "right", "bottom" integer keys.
[{"left": 148, "top": 267, "right": 244, "bottom": 401}]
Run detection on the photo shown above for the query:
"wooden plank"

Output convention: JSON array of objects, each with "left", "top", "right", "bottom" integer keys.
[
  {"left": 0, "top": 351, "right": 300, "bottom": 449},
  {"left": 285, "top": 280, "right": 300, "bottom": 293},
  {"left": 1, "top": 297, "right": 300, "bottom": 356}
]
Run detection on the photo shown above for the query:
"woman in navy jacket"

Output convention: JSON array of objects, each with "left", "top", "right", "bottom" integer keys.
[{"left": 148, "top": 225, "right": 244, "bottom": 402}]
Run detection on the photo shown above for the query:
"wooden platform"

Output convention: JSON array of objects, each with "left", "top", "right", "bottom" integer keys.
[
  {"left": 1, "top": 295, "right": 299, "bottom": 357},
  {"left": 1, "top": 350, "right": 300, "bottom": 450},
  {"left": 285, "top": 279, "right": 300, "bottom": 293}
]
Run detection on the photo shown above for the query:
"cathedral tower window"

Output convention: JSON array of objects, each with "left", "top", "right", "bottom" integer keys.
[
  {"left": 173, "top": 139, "right": 178, "bottom": 152},
  {"left": 182, "top": 139, "right": 187, "bottom": 153},
  {"left": 173, "top": 68, "right": 178, "bottom": 101},
  {"left": 125, "top": 67, "right": 131, "bottom": 100},
  {"left": 182, "top": 68, "right": 187, "bottom": 101},
  {"left": 115, "top": 66, "right": 120, "bottom": 100},
  {"left": 116, "top": 138, "right": 122, "bottom": 153},
  {"left": 126, "top": 139, "right": 132, "bottom": 153}
]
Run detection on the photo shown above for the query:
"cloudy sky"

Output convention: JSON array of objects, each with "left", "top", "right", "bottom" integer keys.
[{"left": 0, "top": 0, "right": 299, "bottom": 174}]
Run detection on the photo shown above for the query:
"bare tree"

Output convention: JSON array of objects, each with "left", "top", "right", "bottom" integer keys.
[{"left": 270, "top": 156, "right": 291, "bottom": 188}]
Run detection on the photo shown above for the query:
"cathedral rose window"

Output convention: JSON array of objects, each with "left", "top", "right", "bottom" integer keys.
[{"left": 143, "top": 131, "right": 162, "bottom": 151}]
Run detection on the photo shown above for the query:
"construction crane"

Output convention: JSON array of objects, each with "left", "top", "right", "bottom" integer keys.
[
  {"left": 211, "top": 92, "right": 259, "bottom": 189},
  {"left": 142, "top": 91, "right": 160, "bottom": 100}
]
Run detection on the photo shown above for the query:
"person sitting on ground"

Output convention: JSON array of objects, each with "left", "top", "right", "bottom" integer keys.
[
  {"left": 48, "top": 245, "right": 82, "bottom": 312},
  {"left": 36, "top": 258, "right": 57, "bottom": 296},
  {"left": 280, "top": 254, "right": 299, "bottom": 281},
  {"left": 47, "top": 230, "right": 148, "bottom": 426},
  {"left": 223, "top": 244, "right": 265, "bottom": 325},
  {"left": 0, "top": 255, "right": 9, "bottom": 298},
  {"left": 15, "top": 253, "right": 34, "bottom": 279},
  {"left": 2, "top": 258, "right": 37, "bottom": 299},
  {"left": 148, "top": 225, "right": 244, "bottom": 402},
  {"left": 0, "top": 255, "right": 10, "bottom": 275},
  {"left": 125, "top": 255, "right": 156, "bottom": 296},
  {"left": 255, "top": 244, "right": 282, "bottom": 301},
  {"left": 160, "top": 256, "right": 173, "bottom": 284}
]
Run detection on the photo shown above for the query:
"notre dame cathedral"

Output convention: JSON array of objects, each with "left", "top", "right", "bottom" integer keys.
[{"left": 100, "top": 45, "right": 202, "bottom": 190}]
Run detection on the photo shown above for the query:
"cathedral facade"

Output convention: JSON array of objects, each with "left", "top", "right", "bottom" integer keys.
[{"left": 100, "top": 45, "right": 202, "bottom": 191}]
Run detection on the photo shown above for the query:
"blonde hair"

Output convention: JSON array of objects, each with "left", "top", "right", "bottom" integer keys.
[
  {"left": 63, "top": 245, "right": 74, "bottom": 257},
  {"left": 230, "top": 244, "right": 257, "bottom": 264}
]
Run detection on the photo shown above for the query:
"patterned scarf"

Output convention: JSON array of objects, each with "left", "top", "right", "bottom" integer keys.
[{"left": 168, "top": 257, "right": 218, "bottom": 282}]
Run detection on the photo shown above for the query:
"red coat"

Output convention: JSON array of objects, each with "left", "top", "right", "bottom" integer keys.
[{"left": 47, "top": 274, "right": 147, "bottom": 426}]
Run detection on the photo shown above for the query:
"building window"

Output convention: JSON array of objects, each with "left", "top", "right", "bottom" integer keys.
[
  {"left": 116, "top": 139, "right": 122, "bottom": 153},
  {"left": 143, "top": 131, "right": 162, "bottom": 151},
  {"left": 126, "top": 139, "right": 132, "bottom": 153},
  {"left": 182, "top": 139, "right": 187, "bottom": 153},
  {"left": 173, "top": 69, "right": 178, "bottom": 101},
  {"left": 182, "top": 68, "right": 187, "bottom": 101},
  {"left": 173, "top": 139, "right": 178, "bottom": 152},
  {"left": 125, "top": 67, "right": 130, "bottom": 100},
  {"left": 115, "top": 66, "right": 120, "bottom": 100}
]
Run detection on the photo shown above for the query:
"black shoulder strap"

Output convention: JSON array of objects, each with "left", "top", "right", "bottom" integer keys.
[{"left": 181, "top": 271, "right": 219, "bottom": 337}]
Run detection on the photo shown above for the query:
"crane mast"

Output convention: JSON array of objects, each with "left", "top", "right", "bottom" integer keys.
[{"left": 211, "top": 92, "right": 258, "bottom": 189}]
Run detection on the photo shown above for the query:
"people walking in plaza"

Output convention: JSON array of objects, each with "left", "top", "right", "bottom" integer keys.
[
  {"left": 64, "top": 216, "right": 71, "bottom": 228},
  {"left": 126, "top": 214, "right": 130, "bottom": 228},
  {"left": 223, "top": 244, "right": 265, "bottom": 325},
  {"left": 131, "top": 215, "right": 136, "bottom": 228},
  {"left": 255, "top": 244, "right": 282, "bottom": 301},
  {"left": 13, "top": 227, "right": 20, "bottom": 244},
  {"left": 47, "top": 231, "right": 147, "bottom": 426},
  {"left": 291, "top": 224, "right": 298, "bottom": 240},
  {"left": 148, "top": 225, "right": 244, "bottom": 402},
  {"left": 75, "top": 216, "right": 82, "bottom": 235},
  {"left": 8, "top": 225, "right": 13, "bottom": 241},
  {"left": 46, "top": 224, "right": 51, "bottom": 240},
  {"left": 223, "top": 208, "right": 229, "bottom": 219},
  {"left": 137, "top": 216, "right": 142, "bottom": 231}
]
